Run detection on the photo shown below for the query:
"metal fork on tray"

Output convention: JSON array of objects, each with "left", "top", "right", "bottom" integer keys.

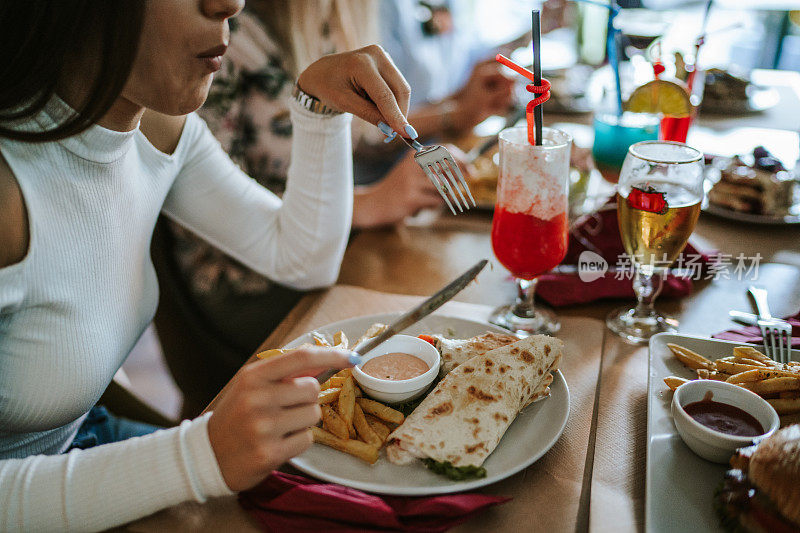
[{"left": 748, "top": 286, "right": 794, "bottom": 365}]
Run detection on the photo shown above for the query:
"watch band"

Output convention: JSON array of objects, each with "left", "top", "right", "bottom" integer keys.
[{"left": 292, "top": 85, "right": 342, "bottom": 116}]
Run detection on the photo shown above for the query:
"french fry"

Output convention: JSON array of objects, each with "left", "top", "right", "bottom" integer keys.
[
  {"left": 353, "top": 323, "right": 388, "bottom": 349},
  {"left": 311, "top": 427, "right": 379, "bottom": 464},
  {"left": 318, "top": 388, "right": 340, "bottom": 404},
  {"left": 332, "top": 331, "right": 348, "bottom": 350},
  {"left": 726, "top": 369, "right": 762, "bottom": 383},
  {"left": 750, "top": 377, "right": 800, "bottom": 395},
  {"left": 256, "top": 342, "right": 316, "bottom": 360},
  {"left": 321, "top": 405, "right": 349, "bottom": 440},
  {"left": 715, "top": 360, "right": 765, "bottom": 375},
  {"left": 255, "top": 348, "right": 286, "bottom": 360},
  {"left": 728, "top": 367, "right": 799, "bottom": 383},
  {"left": 779, "top": 391, "right": 800, "bottom": 399},
  {"left": 356, "top": 398, "right": 405, "bottom": 425},
  {"left": 667, "top": 343, "right": 712, "bottom": 370},
  {"left": 766, "top": 398, "right": 800, "bottom": 415},
  {"left": 733, "top": 346, "right": 772, "bottom": 365},
  {"left": 338, "top": 376, "right": 356, "bottom": 436},
  {"left": 733, "top": 357, "right": 767, "bottom": 367},
  {"left": 326, "top": 376, "right": 346, "bottom": 389},
  {"left": 696, "top": 369, "right": 729, "bottom": 381},
  {"left": 311, "top": 331, "right": 330, "bottom": 347},
  {"left": 365, "top": 414, "right": 391, "bottom": 443},
  {"left": 320, "top": 375, "right": 345, "bottom": 391},
  {"left": 335, "top": 368, "right": 352, "bottom": 379},
  {"left": 353, "top": 404, "right": 383, "bottom": 448},
  {"left": 664, "top": 376, "right": 689, "bottom": 391}
]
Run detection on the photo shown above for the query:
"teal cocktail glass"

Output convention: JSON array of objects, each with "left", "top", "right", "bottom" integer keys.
[{"left": 592, "top": 112, "right": 659, "bottom": 182}]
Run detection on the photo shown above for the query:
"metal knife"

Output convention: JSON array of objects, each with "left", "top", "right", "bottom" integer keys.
[{"left": 315, "top": 258, "right": 489, "bottom": 383}]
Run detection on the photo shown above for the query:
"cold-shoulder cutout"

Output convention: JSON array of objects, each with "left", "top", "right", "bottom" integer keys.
[
  {"left": 140, "top": 110, "right": 188, "bottom": 156},
  {"left": 0, "top": 151, "right": 29, "bottom": 269}
]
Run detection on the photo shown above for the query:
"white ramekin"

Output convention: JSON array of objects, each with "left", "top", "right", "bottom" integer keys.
[
  {"left": 671, "top": 379, "right": 780, "bottom": 464},
  {"left": 352, "top": 335, "right": 440, "bottom": 404}
]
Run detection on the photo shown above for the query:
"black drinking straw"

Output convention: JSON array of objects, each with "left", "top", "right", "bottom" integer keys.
[{"left": 532, "top": 10, "right": 543, "bottom": 146}]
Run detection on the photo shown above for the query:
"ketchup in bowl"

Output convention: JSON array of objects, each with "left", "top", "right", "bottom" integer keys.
[{"left": 683, "top": 396, "right": 765, "bottom": 437}]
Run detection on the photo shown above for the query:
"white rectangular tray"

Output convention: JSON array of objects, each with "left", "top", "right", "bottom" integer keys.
[{"left": 646, "top": 333, "right": 799, "bottom": 533}]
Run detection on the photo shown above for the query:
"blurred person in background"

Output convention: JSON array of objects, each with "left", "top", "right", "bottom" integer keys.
[{"left": 355, "top": 0, "right": 567, "bottom": 183}]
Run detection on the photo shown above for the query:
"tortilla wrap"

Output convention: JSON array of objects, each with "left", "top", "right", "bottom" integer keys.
[
  {"left": 433, "top": 332, "right": 519, "bottom": 375},
  {"left": 386, "top": 334, "right": 563, "bottom": 468}
]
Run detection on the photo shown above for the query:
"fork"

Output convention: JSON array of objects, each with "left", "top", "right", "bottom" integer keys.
[
  {"left": 379, "top": 123, "right": 476, "bottom": 214},
  {"left": 749, "top": 286, "right": 794, "bottom": 364}
]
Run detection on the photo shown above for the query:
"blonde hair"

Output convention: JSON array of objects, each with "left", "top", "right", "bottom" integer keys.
[{"left": 253, "top": 0, "right": 378, "bottom": 77}]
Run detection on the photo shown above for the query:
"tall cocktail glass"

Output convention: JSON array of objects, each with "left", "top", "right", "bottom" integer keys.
[
  {"left": 490, "top": 127, "right": 572, "bottom": 336},
  {"left": 606, "top": 141, "right": 705, "bottom": 344}
]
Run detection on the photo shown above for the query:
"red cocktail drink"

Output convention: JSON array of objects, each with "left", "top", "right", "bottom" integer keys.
[
  {"left": 660, "top": 114, "right": 693, "bottom": 143},
  {"left": 488, "top": 126, "right": 572, "bottom": 336},
  {"left": 491, "top": 208, "right": 568, "bottom": 280}
]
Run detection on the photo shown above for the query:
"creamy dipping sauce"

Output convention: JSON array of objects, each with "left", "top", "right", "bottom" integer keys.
[
  {"left": 684, "top": 396, "right": 764, "bottom": 437},
  {"left": 361, "top": 353, "right": 429, "bottom": 380}
]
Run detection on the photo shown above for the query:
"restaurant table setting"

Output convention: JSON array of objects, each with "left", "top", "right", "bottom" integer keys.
[{"left": 120, "top": 5, "right": 800, "bottom": 532}]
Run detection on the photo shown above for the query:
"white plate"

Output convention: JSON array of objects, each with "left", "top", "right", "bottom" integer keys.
[
  {"left": 703, "top": 203, "right": 800, "bottom": 225},
  {"left": 286, "top": 312, "right": 570, "bottom": 496},
  {"left": 646, "top": 333, "right": 800, "bottom": 532}
]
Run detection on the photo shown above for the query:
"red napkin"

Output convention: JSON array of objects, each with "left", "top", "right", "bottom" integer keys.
[
  {"left": 536, "top": 203, "right": 714, "bottom": 307},
  {"left": 238, "top": 472, "right": 510, "bottom": 533},
  {"left": 713, "top": 312, "right": 800, "bottom": 349}
]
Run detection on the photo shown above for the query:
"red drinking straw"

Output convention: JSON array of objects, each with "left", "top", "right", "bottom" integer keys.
[{"left": 495, "top": 53, "right": 550, "bottom": 146}]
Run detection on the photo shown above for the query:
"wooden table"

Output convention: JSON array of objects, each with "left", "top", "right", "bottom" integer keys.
[{"left": 125, "top": 73, "right": 800, "bottom": 532}]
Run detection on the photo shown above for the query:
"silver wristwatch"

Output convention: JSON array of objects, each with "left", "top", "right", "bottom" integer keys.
[{"left": 292, "top": 85, "right": 341, "bottom": 116}]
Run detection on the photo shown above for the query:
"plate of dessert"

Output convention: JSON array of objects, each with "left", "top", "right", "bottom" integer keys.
[
  {"left": 704, "top": 146, "right": 800, "bottom": 225},
  {"left": 700, "top": 68, "right": 780, "bottom": 115},
  {"left": 272, "top": 313, "right": 570, "bottom": 495}
]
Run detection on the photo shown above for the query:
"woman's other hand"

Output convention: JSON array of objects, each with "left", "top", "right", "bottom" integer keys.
[
  {"left": 207, "top": 347, "right": 353, "bottom": 491},
  {"left": 352, "top": 145, "right": 474, "bottom": 228},
  {"left": 449, "top": 60, "right": 515, "bottom": 134},
  {"left": 297, "top": 45, "right": 412, "bottom": 136}
]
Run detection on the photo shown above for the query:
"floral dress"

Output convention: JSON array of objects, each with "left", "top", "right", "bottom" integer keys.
[{"left": 170, "top": 12, "right": 336, "bottom": 297}]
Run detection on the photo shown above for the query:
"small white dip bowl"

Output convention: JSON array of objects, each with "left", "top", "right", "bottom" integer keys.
[
  {"left": 671, "top": 379, "right": 779, "bottom": 464},
  {"left": 352, "top": 334, "right": 440, "bottom": 404}
]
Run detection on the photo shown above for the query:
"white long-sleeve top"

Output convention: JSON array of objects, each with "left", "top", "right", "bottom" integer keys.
[{"left": 0, "top": 97, "right": 353, "bottom": 531}]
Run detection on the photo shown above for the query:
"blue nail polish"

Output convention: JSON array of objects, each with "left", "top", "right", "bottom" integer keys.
[
  {"left": 382, "top": 131, "right": 397, "bottom": 143},
  {"left": 348, "top": 351, "right": 361, "bottom": 366},
  {"left": 377, "top": 121, "right": 394, "bottom": 137},
  {"left": 404, "top": 124, "right": 418, "bottom": 139}
]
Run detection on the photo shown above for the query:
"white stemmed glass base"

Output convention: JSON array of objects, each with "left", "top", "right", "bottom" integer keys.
[{"left": 489, "top": 278, "right": 561, "bottom": 337}]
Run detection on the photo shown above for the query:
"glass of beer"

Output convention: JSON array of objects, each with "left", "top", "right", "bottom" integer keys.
[
  {"left": 490, "top": 127, "right": 572, "bottom": 336},
  {"left": 606, "top": 141, "right": 704, "bottom": 344}
]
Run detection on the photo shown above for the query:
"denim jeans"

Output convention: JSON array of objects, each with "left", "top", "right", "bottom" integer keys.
[{"left": 66, "top": 406, "right": 161, "bottom": 451}]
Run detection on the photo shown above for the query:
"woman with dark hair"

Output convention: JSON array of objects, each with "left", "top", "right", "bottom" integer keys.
[{"left": 0, "top": 0, "right": 415, "bottom": 529}]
